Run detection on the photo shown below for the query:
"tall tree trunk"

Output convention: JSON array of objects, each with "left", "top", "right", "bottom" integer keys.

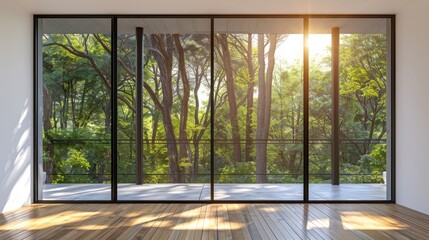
[
  {"left": 174, "top": 35, "right": 193, "bottom": 182},
  {"left": 256, "top": 34, "right": 278, "bottom": 183},
  {"left": 162, "top": 110, "right": 180, "bottom": 183},
  {"left": 192, "top": 70, "right": 201, "bottom": 182},
  {"left": 219, "top": 34, "right": 242, "bottom": 164},
  {"left": 245, "top": 34, "right": 255, "bottom": 162},
  {"left": 97, "top": 164, "right": 106, "bottom": 183},
  {"left": 151, "top": 67, "right": 160, "bottom": 153},
  {"left": 60, "top": 85, "right": 68, "bottom": 129},
  {"left": 151, "top": 112, "right": 159, "bottom": 150},
  {"left": 151, "top": 111, "right": 159, "bottom": 171},
  {"left": 43, "top": 84, "right": 54, "bottom": 184},
  {"left": 191, "top": 56, "right": 211, "bottom": 182},
  {"left": 100, "top": 101, "right": 111, "bottom": 183},
  {"left": 256, "top": 34, "right": 267, "bottom": 183},
  {"left": 151, "top": 34, "right": 181, "bottom": 183}
]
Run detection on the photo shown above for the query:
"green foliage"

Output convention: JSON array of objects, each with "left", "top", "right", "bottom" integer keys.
[
  {"left": 218, "top": 162, "right": 256, "bottom": 183},
  {"left": 65, "top": 149, "right": 90, "bottom": 170},
  {"left": 41, "top": 32, "right": 389, "bottom": 186},
  {"left": 144, "top": 164, "right": 170, "bottom": 183}
]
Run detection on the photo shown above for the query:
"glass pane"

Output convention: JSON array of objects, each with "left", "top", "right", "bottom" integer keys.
[
  {"left": 36, "top": 16, "right": 393, "bottom": 202},
  {"left": 38, "top": 18, "right": 112, "bottom": 200},
  {"left": 309, "top": 18, "right": 391, "bottom": 200},
  {"left": 117, "top": 18, "right": 211, "bottom": 200},
  {"left": 213, "top": 18, "right": 304, "bottom": 200}
]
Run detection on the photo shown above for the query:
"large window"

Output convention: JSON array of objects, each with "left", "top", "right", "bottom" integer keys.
[
  {"left": 35, "top": 15, "right": 394, "bottom": 202},
  {"left": 308, "top": 18, "right": 393, "bottom": 200},
  {"left": 213, "top": 18, "right": 304, "bottom": 200},
  {"left": 116, "top": 18, "right": 212, "bottom": 200},
  {"left": 36, "top": 18, "right": 112, "bottom": 200}
]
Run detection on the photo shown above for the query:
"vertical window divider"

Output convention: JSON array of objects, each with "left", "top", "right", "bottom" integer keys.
[
  {"left": 136, "top": 27, "right": 144, "bottom": 186},
  {"left": 303, "top": 17, "right": 310, "bottom": 202},
  {"left": 331, "top": 27, "right": 340, "bottom": 186},
  {"left": 210, "top": 17, "right": 215, "bottom": 201},
  {"left": 390, "top": 16, "right": 396, "bottom": 203},
  {"left": 33, "top": 16, "right": 39, "bottom": 203},
  {"left": 111, "top": 16, "right": 118, "bottom": 202}
]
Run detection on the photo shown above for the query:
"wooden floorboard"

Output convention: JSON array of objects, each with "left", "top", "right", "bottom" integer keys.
[{"left": 0, "top": 203, "right": 428, "bottom": 240}]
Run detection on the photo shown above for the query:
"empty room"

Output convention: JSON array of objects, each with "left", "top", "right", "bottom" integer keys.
[{"left": 1, "top": 0, "right": 429, "bottom": 239}]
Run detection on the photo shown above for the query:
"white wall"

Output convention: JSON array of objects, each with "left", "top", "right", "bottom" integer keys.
[
  {"left": 1, "top": 0, "right": 428, "bottom": 214},
  {"left": 0, "top": 1, "right": 34, "bottom": 213},
  {"left": 396, "top": 0, "right": 429, "bottom": 215}
]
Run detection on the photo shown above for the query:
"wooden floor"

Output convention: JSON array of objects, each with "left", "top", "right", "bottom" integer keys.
[{"left": 1, "top": 204, "right": 428, "bottom": 240}]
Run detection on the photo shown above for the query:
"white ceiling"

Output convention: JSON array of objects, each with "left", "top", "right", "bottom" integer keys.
[{"left": 26, "top": 0, "right": 413, "bottom": 15}]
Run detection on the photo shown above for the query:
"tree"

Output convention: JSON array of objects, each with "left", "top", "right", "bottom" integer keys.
[
  {"left": 339, "top": 34, "right": 387, "bottom": 157},
  {"left": 218, "top": 34, "right": 243, "bottom": 164},
  {"left": 256, "top": 34, "right": 278, "bottom": 183},
  {"left": 228, "top": 34, "right": 257, "bottom": 162}
]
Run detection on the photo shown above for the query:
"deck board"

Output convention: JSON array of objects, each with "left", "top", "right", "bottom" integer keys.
[
  {"left": 43, "top": 183, "right": 387, "bottom": 201},
  {"left": 0, "top": 203, "right": 427, "bottom": 240}
]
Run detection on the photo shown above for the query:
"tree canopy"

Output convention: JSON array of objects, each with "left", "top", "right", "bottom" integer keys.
[{"left": 41, "top": 30, "right": 388, "bottom": 185}]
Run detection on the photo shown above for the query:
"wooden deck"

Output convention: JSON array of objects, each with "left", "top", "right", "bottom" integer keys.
[
  {"left": 43, "top": 183, "right": 387, "bottom": 201},
  {"left": 1, "top": 203, "right": 428, "bottom": 239}
]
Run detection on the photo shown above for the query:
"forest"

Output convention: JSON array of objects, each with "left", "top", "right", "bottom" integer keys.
[{"left": 41, "top": 24, "right": 388, "bottom": 185}]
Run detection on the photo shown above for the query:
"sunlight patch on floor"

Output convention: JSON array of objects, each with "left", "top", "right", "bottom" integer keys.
[
  {"left": 75, "top": 224, "right": 110, "bottom": 230},
  {"left": 172, "top": 218, "right": 244, "bottom": 230},
  {"left": 340, "top": 211, "right": 409, "bottom": 230},
  {"left": 306, "top": 217, "right": 330, "bottom": 230},
  {"left": 0, "top": 210, "right": 101, "bottom": 230}
]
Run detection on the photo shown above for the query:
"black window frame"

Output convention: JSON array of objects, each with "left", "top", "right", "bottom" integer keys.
[{"left": 33, "top": 14, "right": 395, "bottom": 204}]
